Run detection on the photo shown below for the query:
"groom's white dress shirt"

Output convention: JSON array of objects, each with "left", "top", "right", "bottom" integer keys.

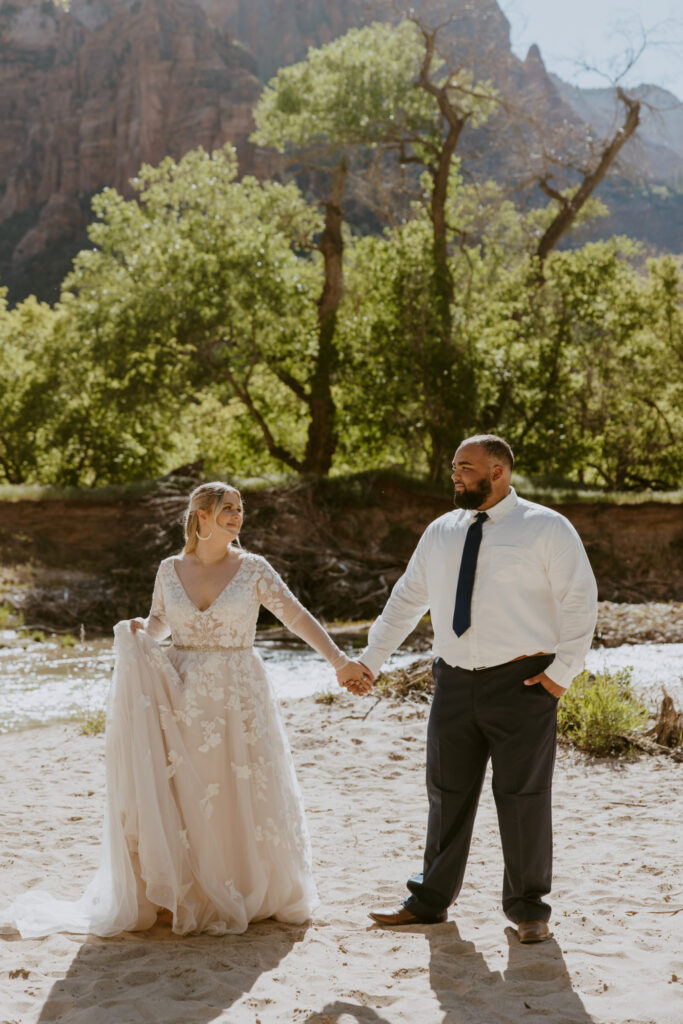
[{"left": 361, "top": 487, "right": 598, "bottom": 687}]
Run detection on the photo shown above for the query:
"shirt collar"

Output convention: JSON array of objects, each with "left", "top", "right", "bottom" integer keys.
[{"left": 466, "top": 486, "right": 518, "bottom": 523}]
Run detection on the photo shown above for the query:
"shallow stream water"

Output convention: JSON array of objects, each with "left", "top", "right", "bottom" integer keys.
[{"left": 0, "top": 630, "right": 680, "bottom": 734}]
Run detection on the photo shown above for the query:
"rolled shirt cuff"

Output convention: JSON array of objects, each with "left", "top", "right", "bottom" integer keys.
[
  {"left": 544, "top": 654, "right": 582, "bottom": 689},
  {"left": 358, "top": 647, "right": 386, "bottom": 678}
]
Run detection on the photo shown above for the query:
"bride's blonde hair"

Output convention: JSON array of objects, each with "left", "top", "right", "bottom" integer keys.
[{"left": 182, "top": 482, "right": 242, "bottom": 555}]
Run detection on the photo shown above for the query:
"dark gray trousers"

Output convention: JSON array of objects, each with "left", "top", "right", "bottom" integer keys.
[{"left": 404, "top": 654, "right": 558, "bottom": 924}]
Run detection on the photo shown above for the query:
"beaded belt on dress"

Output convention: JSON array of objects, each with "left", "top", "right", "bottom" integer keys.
[{"left": 172, "top": 644, "right": 252, "bottom": 652}]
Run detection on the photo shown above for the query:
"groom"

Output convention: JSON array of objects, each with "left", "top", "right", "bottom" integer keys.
[{"left": 357, "top": 434, "right": 597, "bottom": 943}]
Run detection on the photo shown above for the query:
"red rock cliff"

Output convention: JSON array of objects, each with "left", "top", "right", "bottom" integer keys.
[
  {"left": 0, "top": 0, "right": 263, "bottom": 300},
  {"left": 0, "top": 0, "right": 566, "bottom": 301}
]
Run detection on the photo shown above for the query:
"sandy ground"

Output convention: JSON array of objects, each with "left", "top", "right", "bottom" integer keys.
[{"left": 0, "top": 694, "right": 681, "bottom": 1024}]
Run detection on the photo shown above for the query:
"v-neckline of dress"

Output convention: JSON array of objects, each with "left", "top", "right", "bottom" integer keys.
[{"left": 172, "top": 555, "right": 248, "bottom": 613}]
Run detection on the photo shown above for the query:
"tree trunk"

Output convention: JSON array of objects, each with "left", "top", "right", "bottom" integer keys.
[
  {"left": 427, "top": 433, "right": 448, "bottom": 483},
  {"left": 430, "top": 123, "right": 462, "bottom": 331},
  {"left": 302, "top": 156, "right": 348, "bottom": 475},
  {"left": 411, "top": 22, "right": 476, "bottom": 480}
]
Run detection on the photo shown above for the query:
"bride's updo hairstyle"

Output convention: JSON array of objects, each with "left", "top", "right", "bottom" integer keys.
[{"left": 182, "top": 482, "right": 242, "bottom": 555}]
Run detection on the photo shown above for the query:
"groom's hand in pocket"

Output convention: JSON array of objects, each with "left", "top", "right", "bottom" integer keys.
[{"left": 524, "top": 671, "right": 566, "bottom": 699}]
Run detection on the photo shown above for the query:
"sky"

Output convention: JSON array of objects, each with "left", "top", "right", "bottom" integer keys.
[{"left": 498, "top": 1, "right": 683, "bottom": 99}]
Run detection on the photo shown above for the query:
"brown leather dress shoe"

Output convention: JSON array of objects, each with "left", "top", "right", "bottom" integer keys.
[
  {"left": 517, "top": 920, "right": 551, "bottom": 943},
  {"left": 369, "top": 904, "right": 447, "bottom": 926},
  {"left": 369, "top": 905, "right": 419, "bottom": 926}
]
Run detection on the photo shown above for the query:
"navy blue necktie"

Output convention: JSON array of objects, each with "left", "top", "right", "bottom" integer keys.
[{"left": 453, "top": 512, "right": 489, "bottom": 637}]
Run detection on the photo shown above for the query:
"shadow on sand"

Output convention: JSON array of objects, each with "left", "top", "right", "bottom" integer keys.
[
  {"left": 424, "top": 921, "right": 594, "bottom": 1023},
  {"left": 29, "top": 919, "right": 594, "bottom": 1023},
  {"left": 301, "top": 921, "right": 593, "bottom": 1024},
  {"left": 33, "top": 919, "right": 307, "bottom": 1023}
]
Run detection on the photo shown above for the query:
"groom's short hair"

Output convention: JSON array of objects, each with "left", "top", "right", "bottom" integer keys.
[{"left": 460, "top": 434, "right": 514, "bottom": 469}]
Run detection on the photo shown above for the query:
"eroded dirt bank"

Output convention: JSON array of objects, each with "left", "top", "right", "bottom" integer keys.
[{"left": 0, "top": 471, "right": 681, "bottom": 636}]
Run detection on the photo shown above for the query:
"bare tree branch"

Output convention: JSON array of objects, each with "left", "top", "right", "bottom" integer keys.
[
  {"left": 536, "top": 88, "right": 641, "bottom": 265},
  {"left": 537, "top": 179, "right": 570, "bottom": 208}
]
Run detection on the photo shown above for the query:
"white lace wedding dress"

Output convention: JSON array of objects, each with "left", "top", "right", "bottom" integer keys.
[{"left": 1, "top": 553, "right": 349, "bottom": 937}]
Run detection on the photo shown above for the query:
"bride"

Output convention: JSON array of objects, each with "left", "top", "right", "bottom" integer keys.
[{"left": 1, "top": 481, "right": 373, "bottom": 937}]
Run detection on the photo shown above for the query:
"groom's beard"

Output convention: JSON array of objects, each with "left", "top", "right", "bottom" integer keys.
[{"left": 454, "top": 476, "right": 492, "bottom": 510}]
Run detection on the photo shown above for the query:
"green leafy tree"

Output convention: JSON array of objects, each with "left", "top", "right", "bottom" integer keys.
[
  {"left": 0, "top": 292, "right": 61, "bottom": 484},
  {"left": 484, "top": 241, "right": 682, "bottom": 489},
  {"left": 60, "top": 146, "right": 330, "bottom": 481},
  {"left": 4, "top": 18, "right": 674, "bottom": 491},
  {"left": 336, "top": 175, "right": 538, "bottom": 475},
  {"left": 336, "top": 215, "right": 439, "bottom": 473},
  {"left": 572, "top": 250, "right": 683, "bottom": 489},
  {"left": 252, "top": 20, "right": 444, "bottom": 473},
  {"left": 339, "top": 177, "right": 683, "bottom": 489},
  {"left": 253, "top": 18, "right": 499, "bottom": 478}
]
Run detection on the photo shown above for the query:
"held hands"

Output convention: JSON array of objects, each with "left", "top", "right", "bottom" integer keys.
[
  {"left": 336, "top": 660, "right": 375, "bottom": 696},
  {"left": 524, "top": 670, "right": 566, "bottom": 699},
  {"left": 129, "top": 618, "right": 145, "bottom": 634}
]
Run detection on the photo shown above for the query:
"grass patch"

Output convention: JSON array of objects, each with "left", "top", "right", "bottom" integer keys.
[
  {"left": 314, "top": 691, "right": 339, "bottom": 705},
  {"left": 557, "top": 667, "right": 649, "bottom": 755},
  {"left": 375, "top": 658, "right": 433, "bottom": 702},
  {"left": 79, "top": 710, "right": 106, "bottom": 735},
  {"left": 512, "top": 473, "right": 683, "bottom": 506},
  {"left": 56, "top": 633, "right": 78, "bottom": 647},
  {"left": 19, "top": 628, "right": 46, "bottom": 643},
  {"left": 0, "top": 602, "right": 22, "bottom": 629},
  {"left": 0, "top": 478, "right": 162, "bottom": 504}
]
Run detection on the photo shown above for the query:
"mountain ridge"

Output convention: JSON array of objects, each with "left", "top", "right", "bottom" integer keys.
[
  {"left": 1, "top": 0, "right": 681, "bottom": 304},
  {"left": 549, "top": 75, "right": 683, "bottom": 188}
]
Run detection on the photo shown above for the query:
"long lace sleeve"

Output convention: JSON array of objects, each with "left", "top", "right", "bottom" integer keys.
[
  {"left": 255, "top": 558, "right": 349, "bottom": 670},
  {"left": 142, "top": 564, "right": 171, "bottom": 641}
]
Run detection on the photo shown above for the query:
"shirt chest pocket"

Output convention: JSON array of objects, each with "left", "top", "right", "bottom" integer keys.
[{"left": 478, "top": 545, "right": 533, "bottom": 585}]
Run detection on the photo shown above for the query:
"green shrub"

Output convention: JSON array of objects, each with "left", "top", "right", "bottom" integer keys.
[
  {"left": 0, "top": 602, "right": 22, "bottom": 629},
  {"left": 558, "top": 667, "right": 648, "bottom": 755},
  {"left": 56, "top": 633, "right": 77, "bottom": 647},
  {"left": 79, "top": 709, "right": 106, "bottom": 735}
]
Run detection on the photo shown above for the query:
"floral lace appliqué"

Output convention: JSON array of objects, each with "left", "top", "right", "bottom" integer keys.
[
  {"left": 199, "top": 718, "right": 225, "bottom": 754},
  {"left": 199, "top": 782, "right": 220, "bottom": 818},
  {"left": 167, "top": 749, "right": 184, "bottom": 778}
]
